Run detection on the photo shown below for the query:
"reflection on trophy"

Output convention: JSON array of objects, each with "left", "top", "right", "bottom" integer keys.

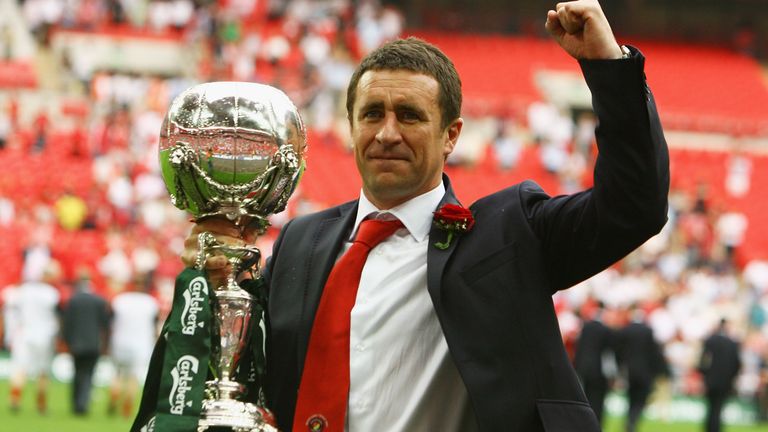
[{"left": 159, "top": 81, "right": 306, "bottom": 432}]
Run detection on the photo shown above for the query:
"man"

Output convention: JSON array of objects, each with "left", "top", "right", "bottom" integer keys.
[
  {"left": 108, "top": 276, "right": 159, "bottom": 418},
  {"left": 574, "top": 303, "right": 616, "bottom": 425},
  {"left": 699, "top": 319, "right": 741, "bottom": 432},
  {"left": 185, "top": 1, "right": 669, "bottom": 430},
  {"left": 62, "top": 270, "right": 110, "bottom": 415},
  {"left": 615, "top": 308, "right": 669, "bottom": 432},
  {"left": 7, "top": 266, "right": 61, "bottom": 414}
]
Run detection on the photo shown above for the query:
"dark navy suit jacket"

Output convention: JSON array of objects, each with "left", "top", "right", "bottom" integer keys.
[
  {"left": 699, "top": 331, "right": 741, "bottom": 393},
  {"left": 263, "top": 47, "right": 669, "bottom": 432}
]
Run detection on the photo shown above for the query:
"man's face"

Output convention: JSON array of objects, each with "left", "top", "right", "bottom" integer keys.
[{"left": 350, "top": 69, "right": 462, "bottom": 209}]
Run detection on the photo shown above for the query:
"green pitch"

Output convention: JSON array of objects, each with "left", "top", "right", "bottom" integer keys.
[
  {"left": 2, "top": 379, "right": 768, "bottom": 432},
  {"left": 1, "top": 379, "right": 133, "bottom": 432},
  {"left": 602, "top": 416, "right": 768, "bottom": 432}
]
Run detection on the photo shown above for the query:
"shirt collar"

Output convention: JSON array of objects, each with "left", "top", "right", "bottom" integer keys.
[{"left": 352, "top": 181, "right": 446, "bottom": 243}]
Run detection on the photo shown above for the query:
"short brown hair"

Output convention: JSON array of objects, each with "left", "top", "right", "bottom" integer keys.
[{"left": 346, "top": 37, "right": 462, "bottom": 130}]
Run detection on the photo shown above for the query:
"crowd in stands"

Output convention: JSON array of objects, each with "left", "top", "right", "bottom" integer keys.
[{"left": 1, "top": 0, "right": 768, "bottom": 424}]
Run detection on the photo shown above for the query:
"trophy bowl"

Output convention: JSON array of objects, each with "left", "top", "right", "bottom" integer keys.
[
  {"left": 159, "top": 81, "right": 307, "bottom": 229},
  {"left": 158, "top": 81, "right": 306, "bottom": 432}
]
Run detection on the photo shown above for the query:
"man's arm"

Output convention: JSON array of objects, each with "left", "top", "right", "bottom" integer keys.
[{"left": 522, "top": 1, "right": 669, "bottom": 291}]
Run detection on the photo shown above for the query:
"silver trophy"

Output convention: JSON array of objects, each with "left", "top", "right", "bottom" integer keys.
[{"left": 159, "top": 81, "right": 306, "bottom": 432}]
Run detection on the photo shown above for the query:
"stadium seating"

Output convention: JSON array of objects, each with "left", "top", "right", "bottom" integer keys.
[{"left": 411, "top": 32, "right": 768, "bottom": 136}]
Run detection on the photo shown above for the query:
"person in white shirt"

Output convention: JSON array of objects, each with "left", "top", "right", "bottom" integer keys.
[
  {"left": 7, "top": 267, "right": 61, "bottom": 414},
  {"left": 108, "top": 278, "right": 159, "bottom": 418}
]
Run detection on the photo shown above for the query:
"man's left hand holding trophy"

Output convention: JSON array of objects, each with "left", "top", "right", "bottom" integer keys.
[{"left": 131, "top": 82, "right": 307, "bottom": 432}]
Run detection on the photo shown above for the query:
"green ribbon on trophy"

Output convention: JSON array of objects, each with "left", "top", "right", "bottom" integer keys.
[
  {"left": 131, "top": 268, "right": 212, "bottom": 432},
  {"left": 131, "top": 269, "right": 270, "bottom": 432}
]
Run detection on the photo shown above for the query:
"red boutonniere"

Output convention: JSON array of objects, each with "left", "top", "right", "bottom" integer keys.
[{"left": 432, "top": 203, "right": 474, "bottom": 250}]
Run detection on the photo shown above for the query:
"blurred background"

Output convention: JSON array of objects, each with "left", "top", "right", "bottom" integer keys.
[{"left": 0, "top": 0, "right": 767, "bottom": 431}]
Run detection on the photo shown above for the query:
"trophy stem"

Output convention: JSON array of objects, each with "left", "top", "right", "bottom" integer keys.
[
  {"left": 197, "top": 243, "right": 276, "bottom": 431},
  {"left": 198, "top": 285, "right": 260, "bottom": 431},
  {"left": 210, "top": 284, "right": 253, "bottom": 389}
]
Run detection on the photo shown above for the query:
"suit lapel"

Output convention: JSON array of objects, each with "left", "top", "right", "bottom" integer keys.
[
  {"left": 296, "top": 200, "right": 358, "bottom": 373},
  {"left": 427, "top": 175, "right": 462, "bottom": 305}
]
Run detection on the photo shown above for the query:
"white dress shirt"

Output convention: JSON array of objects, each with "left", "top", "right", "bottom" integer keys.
[{"left": 344, "top": 182, "right": 478, "bottom": 432}]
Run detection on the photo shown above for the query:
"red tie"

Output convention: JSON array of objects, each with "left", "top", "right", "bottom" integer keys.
[{"left": 293, "top": 218, "right": 404, "bottom": 432}]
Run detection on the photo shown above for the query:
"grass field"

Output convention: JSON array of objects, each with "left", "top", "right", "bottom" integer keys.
[
  {"left": 1, "top": 379, "right": 133, "bottom": 432},
  {"left": 1, "top": 380, "right": 768, "bottom": 432}
]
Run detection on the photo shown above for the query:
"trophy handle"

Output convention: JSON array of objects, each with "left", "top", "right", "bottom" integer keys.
[
  {"left": 195, "top": 232, "right": 218, "bottom": 271},
  {"left": 195, "top": 231, "right": 262, "bottom": 278}
]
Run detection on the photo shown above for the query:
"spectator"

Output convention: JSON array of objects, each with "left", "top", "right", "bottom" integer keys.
[
  {"left": 21, "top": 228, "right": 53, "bottom": 283},
  {"left": 0, "top": 105, "right": 9, "bottom": 149},
  {"left": 715, "top": 210, "right": 748, "bottom": 266},
  {"left": 725, "top": 146, "right": 752, "bottom": 198},
  {"left": 54, "top": 190, "right": 88, "bottom": 231},
  {"left": 31, "top": 110, "right": 49, "bottom": 152},
  {"left": 0, "top": 193, "right": 14, "bottom": 226},
  {"left": 98, "top": 230, "right": 133, "bottom": 291},
  {"left": 492, "top": 116, "right": 524, "bottom": 170}
]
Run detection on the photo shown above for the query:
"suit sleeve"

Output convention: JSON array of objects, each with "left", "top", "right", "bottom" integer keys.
[
  {"left": 262, "top": 218, "right": 294, "bottom": 293},
  {"left": 523, "top": 46, "right": 670, "bottom": 292}
]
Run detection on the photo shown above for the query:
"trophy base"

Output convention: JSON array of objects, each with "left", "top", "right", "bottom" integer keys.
[{"left": 197, "top": 399, "right": 278, "bottom": 432}]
